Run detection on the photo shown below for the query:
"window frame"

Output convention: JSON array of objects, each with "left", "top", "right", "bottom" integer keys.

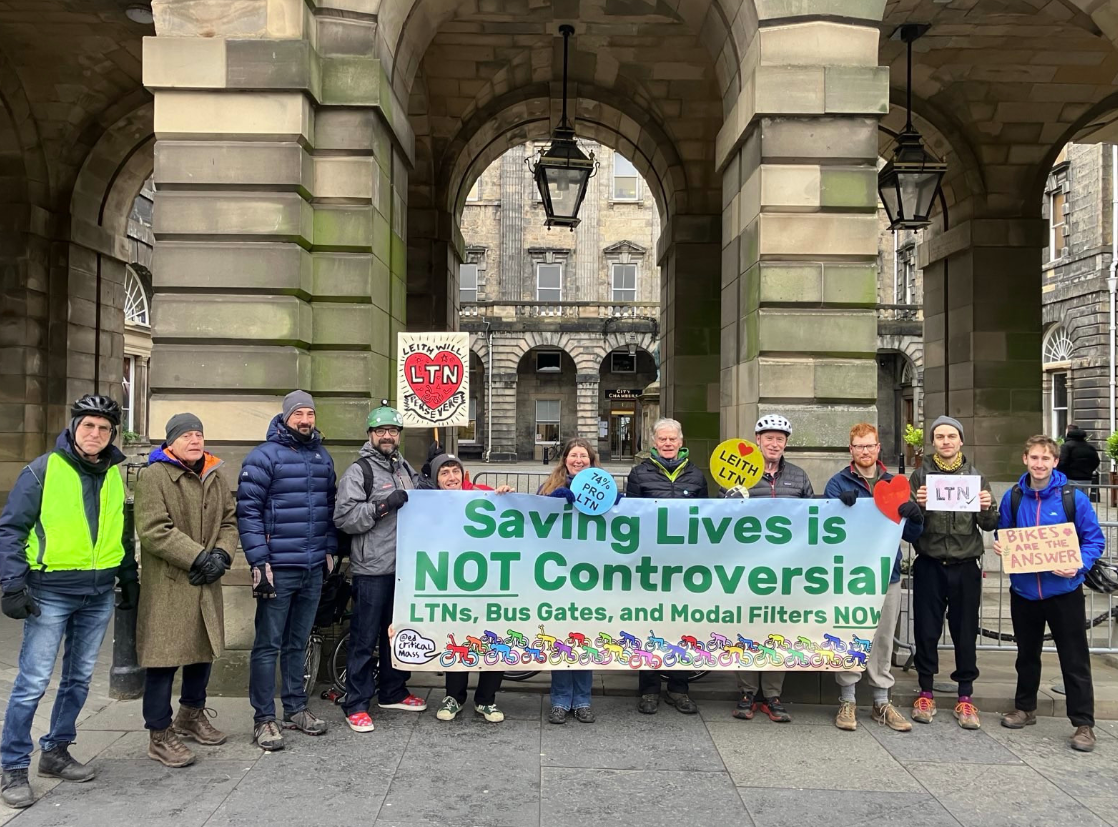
[
  {"left": 459, "top": 263, "right": 478, "bottom": 304},
  {"left": 122, "top": 354, "right": 135, "bottom": 432},
  {"left": 535, "top": 398, "right": 561, "bottom": 444},
  {"left": 611, "top": 262, "right": 638, "bottom": 303},
  {"left": 610, "top": 351, "right": 637, "bottom": 373},
  {"left": 1049, "top": 189, "right": 1066, "bottom": 260},
  {"left": 1051, "top": 370, "right": 1069, "bottom": 438},
  {"left": 460, "top": 397, "right": 478, "bottom": 443},
  {"left": 612, "top": 154, "right": 640, "bottom": 202},
  {"left": 536, "top": 351, "right": 562, "bottom": 373},
  {"left": 536, "top": 262, "right": 563, "bottom": 302}
]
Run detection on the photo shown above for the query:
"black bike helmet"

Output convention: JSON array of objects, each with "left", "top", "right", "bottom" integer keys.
[
  {"left": 1084, "top": 560, "right": 1118, "bottom": 594},
  {"left": 70, "top": 394, "right": 122, "bottom": 427}
]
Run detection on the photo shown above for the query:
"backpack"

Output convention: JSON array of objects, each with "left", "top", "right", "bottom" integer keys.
[
  {"left": 335, "top": 456, "right": 378, "bottom": 559},
  {"left": 1007, "top": 483, "right": 1076, "bottom": 528}
]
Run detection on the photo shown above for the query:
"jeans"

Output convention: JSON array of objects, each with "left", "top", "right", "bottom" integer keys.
[
  {"left": 1011, "top": 587, "right": 1094, "bottom": 727},
  {"left": 143, "top": 663, "right": 212, "bottom": 731},
  {"left": 343, "top": 574, "right": 409, "bottom": 715},
  {"left": 1, "top": 588, "right": 114, "bottom": 770},
  {"left": 550, "top": 670, "right": 592, "bottom": 710},
  {"left": 913, "top": 555, "right": 981, "bottom": 696},
  {"left": 249, "top": 566, "right": 323, "bottom": 724}
]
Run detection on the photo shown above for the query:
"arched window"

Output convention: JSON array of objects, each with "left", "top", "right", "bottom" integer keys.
[
  {"left": 1043, "top": 324, "right": 1073, "bottom": 438},
  {"left": 124, "top": 266, "right": 150, "bottom": 328},
  {"left": 1042, "top": 324, "right": 1073, "bottom": 365}
]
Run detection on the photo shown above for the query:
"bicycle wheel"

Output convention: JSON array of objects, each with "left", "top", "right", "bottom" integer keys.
[
  {"left": 302, "top": 632, "right": 322, "bottom": 697},
  {"left": 503, "top": 670, "right": 541, "bottom": 682},
  {"left": 657, "top": 669, "right": 709, "bottom": 682},
  {"left": 329, "top": 631, "right": 349, "bottom": 692}
]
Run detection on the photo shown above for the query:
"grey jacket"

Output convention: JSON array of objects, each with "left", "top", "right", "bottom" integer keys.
[
  {"left": 747, "top": 457, "right": 815, "bottom": 499},
  {"left": 333, "top": 442, "right": 419, "bottom": 576}
]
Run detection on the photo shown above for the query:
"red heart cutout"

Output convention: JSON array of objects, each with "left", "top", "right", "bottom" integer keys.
[
  {"left": 873, "top": 475, "right": 910, "bottom": 524},
  {"left": 403, "top": 351, "right": 465, "bottom": 409},
  {"left": 737, "top": 442, "right": 753, "bottom": 456}
]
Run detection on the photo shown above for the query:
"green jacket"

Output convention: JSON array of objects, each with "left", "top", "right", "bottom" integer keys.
[{"left": 909, "top": 454, "right": 998, "bottom": 562}]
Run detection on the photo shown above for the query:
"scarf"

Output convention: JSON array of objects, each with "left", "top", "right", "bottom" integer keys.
[{"left": 932, "top": 453, "right": 964, "bottom": 472}]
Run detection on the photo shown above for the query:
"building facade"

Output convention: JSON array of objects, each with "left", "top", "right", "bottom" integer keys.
[{"left": 459, "top": 143, "right": 661, "bottom": 462}]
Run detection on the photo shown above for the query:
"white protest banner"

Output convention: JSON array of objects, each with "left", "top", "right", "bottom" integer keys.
[
  {"left": 1001, "top": 523, "right": 1082, "bottom": 574},
  {"left": 392, "top": 492, "right": 905, "bottom": 672},
  {"left": 397, "top": 332, "right": 470, "bottom": 427},
  {"left": 926, "top": 474, "right": 981, "bottom": 512}
]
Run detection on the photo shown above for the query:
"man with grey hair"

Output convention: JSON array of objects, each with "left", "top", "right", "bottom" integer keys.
[{"left": 626, "top": 417, "right": 708, "bottom": 715}]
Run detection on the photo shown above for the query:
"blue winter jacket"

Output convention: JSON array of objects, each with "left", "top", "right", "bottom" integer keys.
[
  {"left": 996, "top": 469, "right": 1105, "bottom": 601},
  {"left": 236, "top": 415, "right": 337, "bottom": 569},
  {"left": 823, "top": 462, "right": 924, "bottom": 585}
]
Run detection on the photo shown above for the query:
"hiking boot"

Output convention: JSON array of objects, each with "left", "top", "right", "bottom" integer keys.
[
  {"left": 637, "top": 693, "right": 660, "bottom": 714},
  {"left": 173, "top": 705, "right": 227, "bottom": 746},
  {"left": 758, "top": 697, "right": 792, "bottom": 723},
  {"left": 436, "top": 696, "right": 462, "bottom": 721},
  {"left": 664, "top": 692, "right": 698, "bottom": 714},
  {"left": 147, "top": 728, "right": 196, "bottom": 768},
  {"left": 1, "top": 768, "right": 33, "bottom": 809},
  {"left": 835, "top": 700, "right": 857, "bottom": 731},
  {"left": 253, "top": 720, "right": 285, "bottom": 751},
  {"left": 37, "top": 745, "right": 96, "bottom": 782},
  {"left": 345, "top": 711, "right": 375, "bottom": 733},
  {"left": 1001, "top": 709, "right": 1037, "bottom": 729},
  {"left": 954, "top": 699, "right": 981, "bottom": 730},
  {"left": 732, "top": 692, "right": 755, "bottom": 721},
  {"left": 873, "top": 702, "right": 913, "bottom": 732},
  {"left": 283, "top": 708, "right": 328, "bottom": 735},
  {"left": 912, "top": 695, "right": 936, "bottom": 724},
  {"left": 572, "top": 706, "right": 595, "bottom": 723},
  {"left": 548, "top": 706, "right": 568, "bottom": 724},
  {"left": 476, "top": 703, "right": 505, "bottom": 723},
  {"left": 378, "top": 694, "right": 427, "bottom": 712},
  {"left": 1070, "top": 726, "right": 1097, "bottom": 753}
]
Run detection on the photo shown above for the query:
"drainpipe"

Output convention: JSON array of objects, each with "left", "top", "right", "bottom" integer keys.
[
  {"left": 484, "top": 321, "right": 494, "bottom": 462},
  {"left": 893, "top": 228, "right": 900, "bottom": 307},
  {"left": 1109, "top": 144, "right": 1117, "bottom": 462}
]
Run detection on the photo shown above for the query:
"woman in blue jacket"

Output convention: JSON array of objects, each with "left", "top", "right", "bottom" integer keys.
[{"left": 994, "top": 435, "right": 1104, "bottom": 752}]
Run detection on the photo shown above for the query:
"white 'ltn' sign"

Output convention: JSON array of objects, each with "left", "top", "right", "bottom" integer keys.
[{"left": 926, "top": 474, "right": 981, "bottom": 512}]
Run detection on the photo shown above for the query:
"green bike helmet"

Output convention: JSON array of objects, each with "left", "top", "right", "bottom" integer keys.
[{"left": 366, "top": 399, "right": 403, "bottom": 431}]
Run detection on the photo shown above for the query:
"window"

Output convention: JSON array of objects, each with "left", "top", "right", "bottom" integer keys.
[
  {"left": 1043, "top": 325, "right": 1074, "bottom": 365},
  {"left": 122, "top": 355, "right": 135, "bottom": 432},
  {"left": 1049, "top": 189, "right": 1066, "bottom": 259},
  {"left": 537, "top": 263, "right": 562, "bottom": 302},
  {"left": 124, "top": 268, "right": 149, "bottom": 327},
  {"left": 611, "top": 263, "right": 637, "bottom": 302},
  {"left": 1052, "top": 371, "right": 1068, "bottom": 438},
  {"left": 536, "top": 351, "right": 562, "bottom": 373},
  {"left": 459, "top": 263, "right": 478, "bottom": 304},
  {"left": 611, "top": 351, "right": 636, "bottom": 373},
  {"left": 460, "top": 397, "right": 478, "bottom": 442},
  {"left": 535, "top": 399, "right": 560, "bottom": 444},
  {"left": 466, "top": 176, "right": 481, "bottom": 202},
  {"left": 613, "top": 154, "right": 640, "bottom": 201}
]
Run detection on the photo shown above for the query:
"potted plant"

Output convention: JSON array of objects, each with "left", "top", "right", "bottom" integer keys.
[{"left": 903, "top": 423, "right": 924, "bottom": 468}]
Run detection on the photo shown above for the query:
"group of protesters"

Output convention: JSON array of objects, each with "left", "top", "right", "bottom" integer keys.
[{"left": 0, "top": 390, "right": 1106, "bottom": 808}]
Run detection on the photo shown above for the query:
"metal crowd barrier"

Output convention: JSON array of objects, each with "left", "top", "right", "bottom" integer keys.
[{"left": 472, "top": 471, "right": 629, "bottom": 495}]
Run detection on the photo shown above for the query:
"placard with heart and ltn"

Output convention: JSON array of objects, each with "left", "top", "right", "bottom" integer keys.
[{"left": 397, "top": 332, "right": 470, "bottom": 427}]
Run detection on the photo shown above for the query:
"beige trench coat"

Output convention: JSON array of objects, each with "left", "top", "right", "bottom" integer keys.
[{"left": 134, "top": 453, "right": 239, "bottom": 667}]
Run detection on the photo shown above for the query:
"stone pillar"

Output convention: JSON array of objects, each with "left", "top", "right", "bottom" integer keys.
[
  {"left": 659, "top": 216, "right": 722, "bottom": 469},
  {"left": 145, "top": 8, "right": 413, "bottom": 469},
  {"left": 576, "top": 376, "right": 600, "bottom": 445},
  {"left": 920, "top": 218, "right": 1046, "bottom": 479},
  {"left": 717, "top": 16, "right": 886, "bottom": 484}
]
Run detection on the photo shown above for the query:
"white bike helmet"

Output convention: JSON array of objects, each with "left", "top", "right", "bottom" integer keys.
[{"left": 755, "top": 414, "right": 792, "bottom": 436}]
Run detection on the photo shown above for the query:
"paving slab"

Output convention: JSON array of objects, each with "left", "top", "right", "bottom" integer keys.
[
  {"left": 865, "top": 715, "right": 1023, "bottom": 765},
  {"left": 540, "top": 768, "right": 749, "bottom": 827},
  {"left": 539, "top": 695, "right": 723, "bottom": 771},
  {"left": 697, "top": 698, "right": 837, "bottom": 726},
  {"left": 910, "top": 762, "right": 1110, "bottom": 827},
  {"left": 740, "top": 788, "right": 961, "bottom": 827},
  {"left": 707, "top": 721, "right": 922, "bottom": 792}
]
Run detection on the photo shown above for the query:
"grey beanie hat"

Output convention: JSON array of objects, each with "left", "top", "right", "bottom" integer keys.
[
  {"left": 931, "top": 415, "right": 964, "bottom": 441},
  {"left": 430, "top": 453, "right": 463, "bottom": 483},
  {"left": 283, "top": 390, "right": 316, "bottom": 423},
  {"left": 165, "top": 412, "right": 204, "bottom": 446}
]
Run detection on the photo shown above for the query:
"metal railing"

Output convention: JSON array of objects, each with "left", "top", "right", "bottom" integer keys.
[{"left": 473, "top": 470, "right": 629, "bottom": 495}]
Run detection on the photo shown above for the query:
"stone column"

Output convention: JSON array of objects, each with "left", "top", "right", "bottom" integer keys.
[
  {"left": 920, "top": 218, "right": 1046, "bottom": 479},
  {"left": 576, "top": 376, "right": 600, "bottom": 445},
  {"left": 487, "top": 372, "right": 519, "bottom": 461},
  {"left": 659, "top": 217, "right": 722, "bottom": 469},
  {"left": 717, "top": 15, "right": 886, "bottom": 484}
]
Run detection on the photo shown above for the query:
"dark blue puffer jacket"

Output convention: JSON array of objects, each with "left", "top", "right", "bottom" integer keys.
[{"left": 236, "top": 415, "right": 337, "bottom": 568}]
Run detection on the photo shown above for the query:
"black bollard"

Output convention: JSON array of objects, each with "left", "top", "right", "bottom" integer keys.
[{"left": 110, "top": 499, "right": 144, "bottom": 699}]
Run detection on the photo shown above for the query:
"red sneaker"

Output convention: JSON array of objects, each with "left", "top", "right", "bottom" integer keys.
[
  {"left": 346, "top": 711, "right": 375, "bottom": 733},
  {"left": 379, "top": 694, "right": 428, "bottom": 712}
]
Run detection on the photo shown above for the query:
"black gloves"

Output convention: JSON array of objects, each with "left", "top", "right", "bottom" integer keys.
[
  {"left": 549, "top": 486, "right": 576, "bottom": 504},
  {"left": 838, "top": 490, "right": 859, "bottom": 507},
  {"left": 376, "top": 489, "right": 409, "bottom": 520},
  {"left": 117, "top": 580, "right": 140, "bottom": 611},
  {"left": 190, "top": 549, "right": 233, "bottom": 587},
  {"left": 252, "top": 563, "right": 276, "bottom": 599},
  {"left": 898, "top": 501, "right": 924, "bottom": 523},
  {"left": 1, "top": 588, "right": 40, "bottom": 620}
]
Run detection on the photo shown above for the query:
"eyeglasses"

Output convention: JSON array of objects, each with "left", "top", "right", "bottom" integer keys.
[
  {"left": 850, "top": 444, "right": 879, "bottom": 452},
  {"left": 372, "top": 427, "right": 400, "bottom": 437}
]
